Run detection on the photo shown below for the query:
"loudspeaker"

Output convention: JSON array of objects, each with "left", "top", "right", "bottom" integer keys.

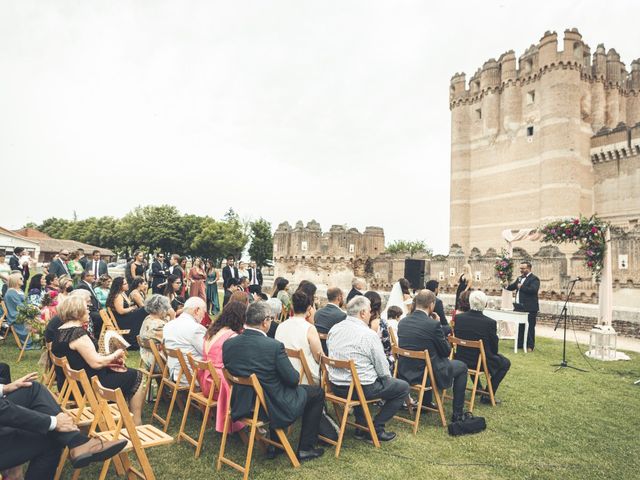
[{"left": 404, "top": 259, "right": 426, "bottom": 290}]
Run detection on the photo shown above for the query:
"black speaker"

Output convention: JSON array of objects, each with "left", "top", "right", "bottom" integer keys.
[{"left": 404, "top": 259, "right": 426, "bottom": 290}]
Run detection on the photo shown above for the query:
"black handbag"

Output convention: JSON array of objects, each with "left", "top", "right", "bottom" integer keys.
[{"left": 447, "top": 413, "right": 486, "bottom": 436}]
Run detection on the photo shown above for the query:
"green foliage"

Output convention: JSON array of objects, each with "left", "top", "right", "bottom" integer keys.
[
  {"left": 248, "top": 218, "right": 273, "bottom": 266},
  {"left": 385, "top": 239, "right": 432, "bottom": 257},
  {"left": 191, "top": 218, "right": 248, "bottom": 264}
]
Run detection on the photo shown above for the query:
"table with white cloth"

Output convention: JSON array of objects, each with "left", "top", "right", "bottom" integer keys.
[{"left": 484, "top": 308, "right": 529, "bottom": 353}]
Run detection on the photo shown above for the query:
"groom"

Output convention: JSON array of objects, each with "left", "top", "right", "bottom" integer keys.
[{"left": 506, "top": 261, "right": 540, "bottom": 352}]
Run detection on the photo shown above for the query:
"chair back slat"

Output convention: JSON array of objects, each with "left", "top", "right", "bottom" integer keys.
[
  {"left": 285, "top": 348, "right": 315, "bottom": 385},
  {"left": 164, "top": 347, "right": 192, "bottom": 385}
]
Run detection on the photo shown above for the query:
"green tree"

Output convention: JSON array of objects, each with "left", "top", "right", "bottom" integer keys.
[
  {"left": 385, "top": 240, "right": 432, "bottom": 257},
  {"left": 248, "top": 218, "right": 273, "bottom": 266},
  {"left": 118, "top": 205, "right": 183, "bottom": 256},
  {"left": 191, "top": 218, "right": 248, "bottom": 264}
]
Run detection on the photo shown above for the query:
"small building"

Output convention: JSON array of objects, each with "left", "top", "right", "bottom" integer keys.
[
  {"left": 11, "top": 228, "right": 115, "bottom": 263},
  {"left": 0, "top": 226, "right": 41, "bottom": 260}
]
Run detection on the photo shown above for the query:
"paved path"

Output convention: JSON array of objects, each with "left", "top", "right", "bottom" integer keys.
[{"left": 536, "top": 324, "right": 640, "bottom": 353}]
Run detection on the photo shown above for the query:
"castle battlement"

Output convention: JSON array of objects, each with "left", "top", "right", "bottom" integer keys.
[
  {"left": 450, "top": 29, "right": 640, "bottom": 109},
  {"left": 591, "top": 123, "right": 640, "bottom": 163}
]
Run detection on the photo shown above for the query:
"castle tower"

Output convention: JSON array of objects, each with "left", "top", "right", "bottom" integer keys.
[{"left": 449, "top": 28, "right": 640, "bottom": 252}]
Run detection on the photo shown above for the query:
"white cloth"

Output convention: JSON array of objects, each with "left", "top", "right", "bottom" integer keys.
[
  {"left": 274, "top": 316, "right": 320, "bottom": 384},
  {"left": 382, "top": 281, "right": 408, "bottom": 319},
  {"left": 599, "top": 228, "right": 613, "bottom": 326},
  {"left": 162, "top": 312, "right": 206, "bottom": 384}
]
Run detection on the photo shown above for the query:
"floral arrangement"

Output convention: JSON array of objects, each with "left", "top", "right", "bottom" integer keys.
[
  {"left": 494, "top": 249, "right": 514, "bottom": 283},
  {"left": 540, "top": 215, "right": 608, "bottom": 280},
  {"left": 27, "top": 318, "right": 47, "bottom": 347},
  {"left": 15, "top": 302, "right": 41, "bottom": 325}
]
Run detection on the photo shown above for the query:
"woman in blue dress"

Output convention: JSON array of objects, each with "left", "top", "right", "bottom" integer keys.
[{"left": 205, "top": 260, "right": 220, "bottom": 316}]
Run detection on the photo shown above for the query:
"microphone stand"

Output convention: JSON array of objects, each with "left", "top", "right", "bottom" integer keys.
[{"left": 552, "top": 278, "right": 586, "bottom": 372}]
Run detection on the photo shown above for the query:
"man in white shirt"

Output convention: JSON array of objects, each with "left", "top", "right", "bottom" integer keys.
[{"left": 163, "top": 296, "right": 207, "bottom": 384}]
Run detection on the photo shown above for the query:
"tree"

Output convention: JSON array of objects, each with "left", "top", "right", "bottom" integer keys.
[
  {"left": 191, "top": 218, "right": 248, "bottom": 264},
  {"left": 118, "top": 205, "right": 183, "bottom": 256},
  {"left": 385, "top": 240, "right": 432, "bottom": 257},
  {"left": 248, "top": 218, "right": 273, "bottom": 266}
]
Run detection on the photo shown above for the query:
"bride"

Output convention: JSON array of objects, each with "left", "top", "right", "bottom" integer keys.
[{"left": 382, "top": 278, "right": 413, "bottom": 323}]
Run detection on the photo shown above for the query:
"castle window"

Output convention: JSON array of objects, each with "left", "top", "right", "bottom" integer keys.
[
  {"left": 527, "top": 126, "right": 534, "bottom": 137},
  {"left": 349, "top": 244, "right": 355, "bottom": 253},
  {"left": 274, "top": 244, "right": 278, "bottom": 252},
  {"left": 301, "top": 241, "right": 308, "bottom": 251},
  {"left": 527, "top": 90, "right": 535, "bottom": 104},
  {"left": 475, "top": 108, "right": 482, "bottom": 120}
]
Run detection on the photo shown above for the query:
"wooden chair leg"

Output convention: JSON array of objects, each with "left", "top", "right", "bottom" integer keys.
[
  {"left": 177, "top": 393, "right": 192, "bottom": 442},
  {"left": 195, "top": 404, "right": 211, "bottom": 458},
  {"left": 273, "top": 429, "right": 300, "bottom": 468},
  {"left": 163, "top": 386, "right": 179, "bottom": 432},
  {"left": 217, "top": 411, "right": 231, "bottom": 471},
  {"left": 413, "top": 388, "right": 426, "bottom": 435},
  {"left": 243, "top": 423, "right": 258, "bottom": 480},
  {"left": 468, "top": 372, "right": 480, "bottom": 412},
  {"left": 333, "top": 403, "right": 350, "bottom": 458},
  {"left": 432, "top": 385, "right": 447, "bottom": 427},
  {"left": 16, "top": 332, "right": 31, "bottom": 363}
]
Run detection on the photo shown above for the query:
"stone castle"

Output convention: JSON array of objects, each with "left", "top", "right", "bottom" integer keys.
[{"left": 449, "top": 28, "right": 640, "bottom": 253}]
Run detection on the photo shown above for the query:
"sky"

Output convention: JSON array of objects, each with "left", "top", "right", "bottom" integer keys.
[{"left": 1, "top": 0, "right": 638, "bottom": 254}]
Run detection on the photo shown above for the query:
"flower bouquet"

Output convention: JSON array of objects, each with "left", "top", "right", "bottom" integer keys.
[
  {"left": 15, "top": 302, "right": 41, "bottom": 325},
  {"left": 494, "top": 249, "right": 514, "bottom": 284}
]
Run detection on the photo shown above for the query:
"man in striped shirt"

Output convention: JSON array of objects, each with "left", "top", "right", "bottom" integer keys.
[{"left": 327, "top": 296, "right": 409, "bottom": 442}]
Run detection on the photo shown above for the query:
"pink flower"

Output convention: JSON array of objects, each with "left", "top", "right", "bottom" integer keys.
[
  {"left": 550, "top": 229, "right": 556, "bottom": 234},
  {"left": 591, "top": 227, "right": 598, "bottom": 234},
  {"left": 565, "top": 229, "right": 572, "bottom": 235},
  {"left": 587, "top": 260, "right": 594, "bottom": 267},
  {"left": 573, "top": 218, "right": 580, "bottom": 225}
]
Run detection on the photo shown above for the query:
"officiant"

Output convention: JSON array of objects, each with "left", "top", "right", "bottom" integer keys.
[{"left": 506, "top": 261, "right": 540, "bottom": 352}]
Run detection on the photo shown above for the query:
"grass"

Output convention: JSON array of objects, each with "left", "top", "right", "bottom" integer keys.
[{"left": 2, "top": 336, "right": 640, "bottom": 479}]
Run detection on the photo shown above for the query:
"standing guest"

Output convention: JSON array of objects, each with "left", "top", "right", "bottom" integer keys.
[
  {"left": 506, "top": 261, "right": 540, "bottom": 352},
  {"left": 5, "top": 273, "right": 30, "bottom": 347},
  {"left": 275, "top": 291, "right": 322, "bottom": 384},
  {"left": 162, "top": 297, "right": 207, "bottom": 383},
  {"left": 94, "top": 275, "right": 112, "bottom": 308},
  {"left": 221, "top": 255, "right": 238, "bottom": 289},
  {"left": 271, "top": 277, "right": 292, "bottom": 321},
  {"left": 128, "top": 251, "right": 146, "bottom": 284},
  {"left": 205, "top": 260, "right": 220, "bottom": 315},
  {"left": 49, "top": 250, "right": 71, "bottom": 278},
  {"left": 106, "top": 277, "right": 147, "bottom": 348},
  {"left": 51, "top": 295, "right": 145, "bottom": 425},
  {"left": 168, "top": 254, "right": 184, "bottom": 288},
  {"left": 222, "top": 278, "right": 240, "bottom": 308},
  {"left": 454, "top": 291, "right": 511, "bottom": 403},
  {"left": 129, "top": 277, "right": 148, "bottom": 308},
  {"left": 327, "top": 296, "right": 409, "bottom": 442},
  {"left": 0, "top": 252, "right": 10, "bottom": 296},
  {"left": 425, "top": 280, "right": 452, "bottom": 336},
  {"left": 188, "top": 258, "right": 207, "bottom": 301},
  {"left": 385, "top": 306, "right": 403, "bottom": 338},
  {"left": 247, "top": 261, "right": 263, "bottom": 294},
  {"left": 150, "top": 253, "right": 168, "bottom": 294},
  {"left": 45, "top": 273, "right": 60, "bottom": 294},
  {"left": 87, "top": 250, "right": 108, "bottom": 280},
  {"left": 11, "top": 248, "right": 31, "bottom": 291},
  {"left": 200, "top": 301, "right": 246, "bottom": 433},
  {"left": 66, "top": 252, "right": 83, "bottom": 285},
  {"left": 314, "top": 287, "right": 346, "bottom": 353},
  {"left": 76, "top": 248, "right": 89, "bottom": 270},
  {"left": 8, "top": 248, "right": 22, "bottom": 274},
  {"left": 179, "top": 258, "right": 189, "bottom": 296},
  {"left": 223, "top": 301, "right": 326, "bottom": 462},
  {"left": 164, "top": 274, "right": 185, "bottom": 316},
  {"left": 346, "top": 277, "right": 366, "bottom": 303},
  {"left": 27, "top": 274, "right": 46, "bottom": 306},
  {"left": 40, "top": 291, "right": 59, "bottom": 323},
  {"left": 237, "top": 261, "right": 249, "bottom": 280},
  {"left": 397, "top": 290, "right": 469, "bottom": 423},
  {"left": 455, "top": 264, "right": 473, "bottom": 310},
  {"left": 0, "top": 372, "right": 128, "bottom": 480},
  {"left": 139, "top": 295, "right": 175, "bottom": 371},
  {"left": 364, "top": 291, "right": 394, "bottom": 370}
]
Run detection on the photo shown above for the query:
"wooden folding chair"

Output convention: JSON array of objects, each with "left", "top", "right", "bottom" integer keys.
[
  {"left": 15, "top": 327, "right": 33, "bottom": 363},
  {"left": 49, "top": 353, "right": 71, "bottom": 405},
  {"left": 136, "top": 335, "right": 162, "bottom": 402},
  {"left": 152, "top": 346, "right": 190, "bottom": 432},
  {"left": 388, "top": 328, "right": 398, "bottom": 362},
  {"left": 41, "top": 342, "right": 58, "bottom": 394},
  {"left": 0, "top": 301, "right": 9, "bottom": 342},
  {"left": 445, "top": 336, "right": 496, "bottom": 411},
  {"left": 285, "top": 348, "right": 316, "bottom": 386},
  {"left": 318, "top": 355, "right": 380, "bottom": 458},
  {"left": 90, "top": 376, "right": 174, "bottom": 480},
  {"left": 217, "top": 369, "right": 300, "bottom": 480},
  {"left": 178, "top": 354, "right": 220, "bottom": 457},
  {"left": 392, "top": 346, "right": 446, "bottom": 433}
]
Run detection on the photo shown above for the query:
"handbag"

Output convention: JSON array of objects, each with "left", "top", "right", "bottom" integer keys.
[{"left": 447, "top": 413, "right": 486, "bottom": 436}]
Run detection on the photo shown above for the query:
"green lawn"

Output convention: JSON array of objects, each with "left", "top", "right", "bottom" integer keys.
[{"left": 2, "top": 337, "right": 639, "bottom": 480}]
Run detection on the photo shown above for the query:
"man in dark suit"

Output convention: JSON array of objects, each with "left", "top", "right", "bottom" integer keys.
[
  {"left": 87, "top": 250, "right": 108, "bottom": 280},
  {"left": 76, "top": 248, "right": 89, "bottom": 270},
  {"left": 222, "top": 256, "right": 239, "bottom": 289},
  {"left": 222, "top": 278, "right": 240, "bottom": 309},
  {"left": 0, "top": 369, "right": 127, "bottom": 479},
  {"left": 454, "top": 291, "right": 511, "bottom": 403},
  {"left": 223, "top": 302, "right": 325, "bottom": 462},
  {"left": 425, "top": 279, "right": 452, "bottom": 336},
  {"left": 8, "top": 248, "right": 22, "bottom": 272},
  {"left": 345, "top": 277, "right": 366, "bottom": 303},
  {"left": 247, "top": 261, "right": 263, "bottom": 294},
  {"left": 397, "top": 290, "right": 468, "bottom": 423},
  {"left": 506, "top": 261, "right": 540, "bottom": 351},
  {"left": 168, "top": 254, "right": 184, "bottom": 282},
  {"left": 49, "top": 250, "right": 71, "bottom": 278},
  {"left": 314, "top": 287, "right": 346, "bottom": 354},
  {"left": 76, "top": 271, "right": 103, "bottom": 335},
  {"left": 150, "top": 253, "right": 168, "bottom": 294}
]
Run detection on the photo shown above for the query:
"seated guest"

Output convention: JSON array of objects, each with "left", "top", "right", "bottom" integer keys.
[
  {"left": 265, "top": 297, "right": 283, "bottom": 338},
  {"left": 222, "top": 278, "right": 240, "bottom": 308},
  {"left": 275, "top": 291, "right": 322, "bottom": 384},
  {"left": 457, "top": 290, "right": 471, "bottom": 313},
  {"left": 223, "top": 302, "right": 325, "bottom": 462},
  {"left": 425, "top": 280, "right": 452, "bottom": 336},
  {"left": 94, "top": 275, "right": 112, "bottom": 308},
  {"left": 164, "top": 274, "right": 185, "bottom": 316},
  {"left": 51, "top": 295, "right": 145, "bottom": 425},
  {"left": 364, "top": 291, "right": 394, "bottom": 370},
  {"left": 45, "top": 273, "right": 60, "bottom": 294},
  {"left": 238, "top": 277, "right": 250, "bottom": 294},
  {"left": 295, "top": 280, "right": 318, "bottom": 308},
  {"left": 4, "top": 273, "right": 31, "bottom": 347},
  {"left": 0, "top": 371, "right": 127, "bottom": 479},
  {"left": 39, "top": 291, "right": 59, "bottom": 323},
  {"left": 76, "top": 270, "right": 102, "bottom": 336},
  {"left": 129, "top": 276, "right": 148, "bottom": 308},
  {"left": 327, "top": 296, "right": 409, "bottom": 442},
  {"left": 228, "top": 290, "right": 249, "bottom": 307},
  {"left": 162, "top": 297, "right": 207, "bottom": 384},
  {"left": 385, "top": 306, "right": 403, "bottom": 338},
  {"left": 45, "top": 290, "right": 94, "bottom": 344},
  {"left": 106, "top": 277, "right": 147, "bottom": 348},
  {"left": 139, "top": 295, "right": 175, "bottom": 371},
  {"left": 453, "top": 290, "right": 510, "bottom": 403},
  {"left": 27, "top": 274, "right": 45, "bottom": 306},
  {"left": 397, "top": 290, "right": 468, "bottom": 423},
  {"left": 313, "top": 287, "right": 346, "bottom": 354},
  {"left": 57, "top": 276, "right": 74, "bottom": 303},
  {"left": 200, "top": 301, "right": 246, "bottom": 433},
  {"left": 271, "top": 277, "right": 291, "bottom": 321}
]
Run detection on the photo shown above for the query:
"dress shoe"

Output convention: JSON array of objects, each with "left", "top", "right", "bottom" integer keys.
[
  {"left": 527, "top": 348, "right": 534, "bottom": 353},
  {"left": 450, "top": 411, "right": 474, "bottom": 423},
  {"left": 297, "top": 448, "right": 324, "bottom": 462},
  {"left": 353, "top": 428, "right": 367, "bottom": 440},
  {"left": 373, "top": 430, "right": 396, "bottom": 443},
  {"left": 69, "top": 438, "right": 128, "bottom": 468},
  {"left": 421, "top": 401, "right": 438, "bottom": 411},
  {"left": 265, "top": 445, "right": 284, "bottom": 460},
  {"left": 480, "top": 396, "right": 501, "bottom": 405}
]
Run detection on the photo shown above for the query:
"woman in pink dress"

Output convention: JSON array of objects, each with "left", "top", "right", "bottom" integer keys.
[
  {"left": 188, "top": 258, "right": 207, "bottom": 301},
  {"left": 199, "top": 301, "right": 246, "bottom": 433}
]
